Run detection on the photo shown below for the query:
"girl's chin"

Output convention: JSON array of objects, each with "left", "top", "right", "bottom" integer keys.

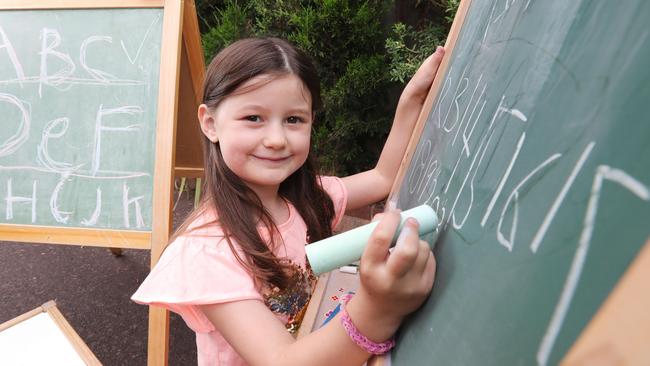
[{"left": 242, "top": 177, "right": 285, "bottom": 191}]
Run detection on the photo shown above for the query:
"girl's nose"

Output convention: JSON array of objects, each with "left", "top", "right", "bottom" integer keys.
[{"left": 262, "top": 121, "right": 288, "bottom": 149}]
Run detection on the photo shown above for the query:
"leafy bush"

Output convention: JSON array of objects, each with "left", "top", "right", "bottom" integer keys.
[
  {"left": 386, "top": 22, "right": 445, "bottom": 83},
  {"left": 196, "top": 0, "right": 456, "bottom": 175}
]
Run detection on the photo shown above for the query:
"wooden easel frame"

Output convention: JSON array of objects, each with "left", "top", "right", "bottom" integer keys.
[
  {"left": 0, "top": 300, "right": 102, "bottom": 365},
  {"left": 0, "top": 1, "right": 205, "bottom": 365}
]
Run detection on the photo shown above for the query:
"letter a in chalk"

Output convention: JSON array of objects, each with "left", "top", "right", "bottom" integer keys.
[{"left": 0, "top": 26, "right": 26, "bottom": 85}]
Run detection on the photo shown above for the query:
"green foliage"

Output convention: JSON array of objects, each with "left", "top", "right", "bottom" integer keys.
[
  {"left": 200, "top": 1, "right": 251, "bottom": 62},
  {"left": 443, "top": 0, "right": 461, "bottom": 23},
  {"left": 385, "top": 0, "right": 457, "bottom": 83},
  {"left": 385, "top": 22, "right": 445, "bottom": 83},
  {"left": 196, "top": 0, "right": 456, "bottom": 175}
]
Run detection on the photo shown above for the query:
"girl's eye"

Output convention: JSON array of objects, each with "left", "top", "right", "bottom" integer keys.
[
  {"left": 245, "top": 115, "right": 261, "bottom": 122},
  {"left": 287, "top": 116, "right": 304, "bottom": 124}
]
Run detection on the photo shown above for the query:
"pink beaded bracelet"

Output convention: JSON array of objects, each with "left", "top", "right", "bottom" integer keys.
[{"left": 340, "top": 298, "right": 395, "bottom": 355}]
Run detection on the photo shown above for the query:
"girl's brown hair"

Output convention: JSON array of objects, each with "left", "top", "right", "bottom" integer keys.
[{"left": 175, "top": 37, "right": 335, "bottom": 290}]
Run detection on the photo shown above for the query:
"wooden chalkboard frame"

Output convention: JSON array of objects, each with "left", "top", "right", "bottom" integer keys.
[
  {"left": 0, "top": 1, "right": 206, "bottom": 365},
  {"left": 0, "top": 300, "right": 102, "bottom": 365},
  {"left": 386, "top": 0, "right": 650, "bottom": 364}
]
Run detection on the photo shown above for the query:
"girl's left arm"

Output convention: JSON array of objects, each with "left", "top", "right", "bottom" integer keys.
[{"left": 342, "top": 46, "right": 445, "bottom": 211}]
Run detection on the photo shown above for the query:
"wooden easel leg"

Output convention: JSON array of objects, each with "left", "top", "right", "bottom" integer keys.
[
  {"left": 172, "top": 177, "right": 187, "bottom": 211},
  {"left": 148, "top": 306, "right": 170, "bottom": 366},
  {"left": 109, "top": 248, "right": 123, "bottom": 256},
  {"left": 194, "top": 178, "right": 202, "bottom": 209}
]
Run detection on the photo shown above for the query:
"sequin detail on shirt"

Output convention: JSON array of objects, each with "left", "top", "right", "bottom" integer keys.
[{"left": 261, "top": 259, "right": 317, "bottom": 334}]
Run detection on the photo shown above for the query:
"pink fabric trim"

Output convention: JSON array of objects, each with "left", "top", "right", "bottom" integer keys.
[{"left": 319, "top": 176, "right": 348, "bottom": 230}]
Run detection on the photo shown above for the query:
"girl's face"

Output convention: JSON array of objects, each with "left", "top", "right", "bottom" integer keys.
[{"left": 200, "top": 74, "right": 313, "bottom": 195}]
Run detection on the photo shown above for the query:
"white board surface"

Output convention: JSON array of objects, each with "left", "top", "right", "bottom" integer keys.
[{"left": 0, "top": 312, "right": 85, "bottom": 365}]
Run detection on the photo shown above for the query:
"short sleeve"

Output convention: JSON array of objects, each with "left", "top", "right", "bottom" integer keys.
[
  {"left": 131, "top": 232, "right": 262, "bottom": 333},
  {"left": 318, "top": 176, "right": 348, "bottom": 230}
]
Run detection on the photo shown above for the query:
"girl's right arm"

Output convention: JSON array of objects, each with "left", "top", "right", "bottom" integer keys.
[{"left": 200, "top": 209, "right": 436, "bottom": 366}]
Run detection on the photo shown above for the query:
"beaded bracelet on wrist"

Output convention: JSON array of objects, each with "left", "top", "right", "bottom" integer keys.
[{"left": 339, "top": 296, "right": 395, "bottom": 355}]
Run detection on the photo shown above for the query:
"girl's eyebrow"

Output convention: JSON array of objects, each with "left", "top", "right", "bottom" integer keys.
[
  {"left": 237, "top": 104, "right": 266, "bottom": 110},
  {"left": 238, "top": 104, "right": 311, "bottom": 115},
  {"left": 286, "top": 108, "right": 311, "bottom": 115}
]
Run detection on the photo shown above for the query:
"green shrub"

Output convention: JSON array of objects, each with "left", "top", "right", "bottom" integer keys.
[
  {"left": 386, "top": 22, "right": 445, "bottom": 83},
  {"left": 195, "top": 0, "right": 456, "bottom": 175}
]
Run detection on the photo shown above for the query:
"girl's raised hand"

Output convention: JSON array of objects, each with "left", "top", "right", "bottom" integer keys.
[{"left": 400, "top": 46, "right": 446, "bottom": 106}]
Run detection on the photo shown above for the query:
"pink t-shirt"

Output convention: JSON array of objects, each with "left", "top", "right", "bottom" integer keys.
[{"left": 132, "top": 176, "right": 347, "bottom": 366}]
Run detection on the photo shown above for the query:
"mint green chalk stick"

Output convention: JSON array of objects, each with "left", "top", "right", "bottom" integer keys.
[{"left": 306, "top": 204, "right": 438, "bottom": 275}]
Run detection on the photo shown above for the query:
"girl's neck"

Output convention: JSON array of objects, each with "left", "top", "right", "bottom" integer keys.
[{"left": 249, "top": 184, "right": 289, "bottom": 225}]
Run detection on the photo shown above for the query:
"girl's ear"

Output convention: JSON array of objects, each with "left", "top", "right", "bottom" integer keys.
[{"left": 198, "top": 104, "right": 219, "bottom": 143}]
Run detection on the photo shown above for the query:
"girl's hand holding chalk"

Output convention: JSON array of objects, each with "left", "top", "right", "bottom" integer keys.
[
  {"left": 344, "top": 208, "right": 437, "bottom": 342},
  {"left": 306, "top": 204, "right": 438, "bottom": 274}
]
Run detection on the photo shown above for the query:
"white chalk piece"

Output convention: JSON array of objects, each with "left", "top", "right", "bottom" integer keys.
[
  {"left": 307, "top": 205, "right": 438, "bottom": 275},
  {"left": 339, "top": 265, "right": 359, "bottom": 274}
]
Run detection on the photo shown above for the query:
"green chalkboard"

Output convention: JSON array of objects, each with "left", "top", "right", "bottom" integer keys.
[
  {"left": 0, "top": 8, "right": 163, "bottom": 231},
  {"left": 393, "top": 0, "right": 650, "bottom": 364}
]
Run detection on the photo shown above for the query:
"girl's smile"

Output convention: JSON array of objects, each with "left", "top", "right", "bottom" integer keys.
[{"left": 252, "top": 155, "right": 291, "bottom": 162}]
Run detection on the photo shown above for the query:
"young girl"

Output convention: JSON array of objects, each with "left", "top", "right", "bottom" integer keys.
[{"left": 133, "top": 37, "right": 444, "bottom": 365}]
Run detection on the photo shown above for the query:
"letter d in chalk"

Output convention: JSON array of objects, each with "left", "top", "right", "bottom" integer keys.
[{"left": 306, "top": 204, "right": 438, "bottom": 275}]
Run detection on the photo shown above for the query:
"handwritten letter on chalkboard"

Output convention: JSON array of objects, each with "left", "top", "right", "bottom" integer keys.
[{"left": 0, "top": 9, "right": 163, "bottom": 231}]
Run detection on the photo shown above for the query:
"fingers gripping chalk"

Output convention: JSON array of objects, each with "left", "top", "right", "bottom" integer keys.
[{"left": 306, "top": 205, "right": 439, "bottom": 275}]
